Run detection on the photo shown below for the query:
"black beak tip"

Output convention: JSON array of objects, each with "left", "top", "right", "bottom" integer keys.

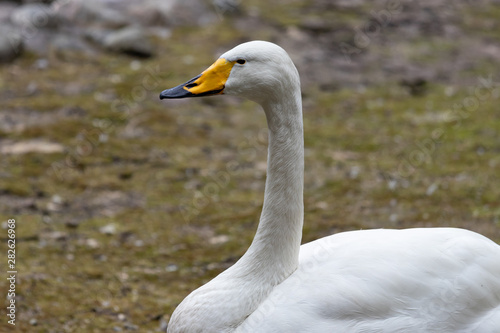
[
  {"left": 159, "top": 85, "right": 195, "bottom": 100},
  {"left": 160, "top": 74, "right": 202, "bottom": 100}
]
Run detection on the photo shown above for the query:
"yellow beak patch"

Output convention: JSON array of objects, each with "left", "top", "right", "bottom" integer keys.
[
  {"left": 184, "top": 58, "right": 235, "bottom": 95},
  {"left": 159, "top": 58, "right": 236, "bottom": 100}
]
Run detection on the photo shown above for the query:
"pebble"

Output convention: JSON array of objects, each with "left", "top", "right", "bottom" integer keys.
[
  {"left": 426, "top": 183, "right": 438, "bottom": 196},
  {"left": 166, "top": 264, "right": 178, "bottom": 272},
  {"left": 99, "top": 223, "right": 117, "bottom": 235},
  {"left": 209, "top": 234, "right": 230, "bottom": 245},
  {"left": 86, "top": 238, "right": 100, "bottom": 249},
  {"left": 0, "top": 140, "right": 65, "bottom": 155}
]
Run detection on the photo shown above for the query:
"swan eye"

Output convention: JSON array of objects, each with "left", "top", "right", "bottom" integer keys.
[{"left": 236, "top": 59, "right": 246, "bottom": 65}]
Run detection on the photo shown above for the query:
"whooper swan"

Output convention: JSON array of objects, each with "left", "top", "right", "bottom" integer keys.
[{"left": 159, "top": 40, "right": 500, "bottom": 333}]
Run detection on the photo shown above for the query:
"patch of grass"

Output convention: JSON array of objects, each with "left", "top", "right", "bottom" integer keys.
[{"left": 461, "top": 4, "right": 500, "bottom": 42}]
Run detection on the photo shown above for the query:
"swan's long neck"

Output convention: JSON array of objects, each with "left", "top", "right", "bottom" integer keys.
[
  {"left": 167, "top": 66, "right": 304, "bottom": 333},
  {"left": 238, "top": 88, "right": 304, "bottom": 283}
]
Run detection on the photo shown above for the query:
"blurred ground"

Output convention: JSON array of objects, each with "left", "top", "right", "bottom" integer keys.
[{"left": 0, "top": 0, "right": 499, "bottom": 331}]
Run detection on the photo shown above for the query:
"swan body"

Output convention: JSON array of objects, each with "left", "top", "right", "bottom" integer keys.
[
  {"left": 239, "top": 228, "right": 500, "bottom": 333},
  {"left": 159, "top": 41, "right": 500, "bottom": 333}
]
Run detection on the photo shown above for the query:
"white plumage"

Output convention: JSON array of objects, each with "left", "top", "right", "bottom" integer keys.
[{"left": 160, "top": 41, "right": 500, "bottom": 333}]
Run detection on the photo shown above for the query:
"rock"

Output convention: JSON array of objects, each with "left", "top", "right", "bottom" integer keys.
[
  {"left": 46, "top": 194, "right": 64, "bottom": 212},
  {"left": 127, "top": 0, "right": 216, "bottom": 27},
  {"left": 0, "top": 140, "right": 65, "bottom": 155},
  {"left": 11, "top": 3, "right": 59, "bottom": 30},
  {"left": 0, "top": 24, "right": 23, "bottom": 63},
  {"left": 55, "top": 0, "right": 129, "bottom": 29},
  {"left": 209, "top": 234, "right": 230, "bottom": 245},
  {"left": 85, "top": 238, "right": 100, "bottom": 249},
  {"left": 0, "top": 2, "right": 18, "bottom": 23},
  {"left": 22, "top": 1, "right": 56, "bottom": 4},
  {"left": 99, "top": 223, "right": 117, "bottom": 235},
  {"left": 83, "top": 27, "right": 108, "bottom": 45},
  {"left": 49, "top": 33, "right": 94, "bottom": 59},
  {"left": 102, "top": 25, "right": 153, "bottom": 57},
  {"left": 212, "top": 0, "right": 242, "bottom": 17},
  {"left": 165, "top": 264, "right": 178, "bottom": 272},
  {"left": 33, "top": 58, "right": 49, "bottom": 69},
  {"left": 8, "top": 3, "right": 60, "bottom": 56},
  {"left": 426, "top": 183, "right": 438, "bottom": 196},
  {"left": 400, "top": 77, "right": 428, "bottom": 96}
]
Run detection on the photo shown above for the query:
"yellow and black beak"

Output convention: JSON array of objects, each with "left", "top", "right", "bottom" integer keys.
[{"left": 159, "top": 58, "right": 235, "bottom": 99}]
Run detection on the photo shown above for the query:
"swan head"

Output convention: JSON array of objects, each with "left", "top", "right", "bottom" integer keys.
[{"left": 159, "top": 40, "right": 300, "bottom": 105}]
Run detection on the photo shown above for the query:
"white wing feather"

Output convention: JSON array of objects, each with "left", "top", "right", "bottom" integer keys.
[{"left": 238, "top": 228, "right": 500, "bottom": 332}]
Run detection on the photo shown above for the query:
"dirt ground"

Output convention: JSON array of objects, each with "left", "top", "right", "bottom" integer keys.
[{"left": 1, "top": 0, "right": 499, "bottom": 332}]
